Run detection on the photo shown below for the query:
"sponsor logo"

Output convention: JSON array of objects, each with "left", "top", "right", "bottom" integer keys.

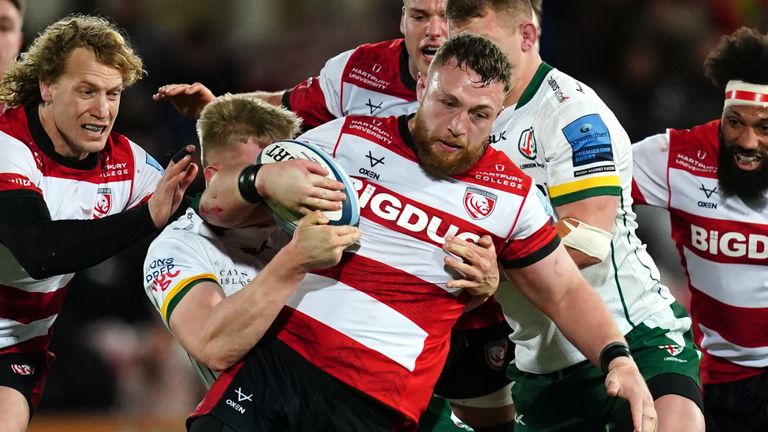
[
  {"left": 659, "top": 344, "right": 683, "bottom": 356},
  {"left": 673, "top": 154, "right": 716, "bottom": 174},
  {"left": 372, "top": 63, "right": 382, "bottom": 73},
  {"left": 575, "top": 81, "right": 585, "bottom": 94},
  {"left": 514, "top": 413, "right": 527, "bottom": 425},
  {"left": 219, "top": 268, "right": 250, "bottom": 287},
  {"left": 518, "top": 128, "right": 537, "bottom": 160},
  {"left": 698, "top": 184, "right": 719, "bottom": 209},
  {"left": 11, "top": 364, "right": 34, "bottom": 375},
  {"left": 93, "top": 187, "right": 112, "bottom": 218},
  {"left": 690, "top": 224, "right": 768, "bottom": 258},
  {"left": 225, "top": 387, "right": 252, "bottom": 415},
  {"left": 263, "top": 144, "right": 296, "bottom": 162},
  {"left": 562, "top": 114, "right": 613, "bottom": 167},
  {"left": 484, "top": 339, "right": 508, "bottom": 371},
  {"left": 349, "top": 67, "right": 391, "bottom": 90},
  {"left": 489, "top": 130, "right": 508, "bottom": 145},
  {"left": 365, "top": 99, "right": 383, "bottom": 114},
  {"left": 102, "top": 161, "right": 130, "bottom": 178},
  {"left": 464, "top": 187, "right": 497, "bottom": 220},
  {"left": 574, "top": 165, "right": 616, "bottom": 177},
  {"left": 4, "top": 174, "right": 32, "bottom": 188},
  {"left": 353, "top": 180, "right": 481, "bottom": 244},
  {"left": 145, "top": 257, "right": 180, "bottom": 292},
  {"left": 547, "top": 77, "right": 569, "bottom": 103},
  {"left": 365, "top": 151, "right": 385, "bottom": 168}
]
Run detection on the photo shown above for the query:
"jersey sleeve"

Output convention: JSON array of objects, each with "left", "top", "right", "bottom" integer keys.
[
  {"left": 283, "top": 48, "right": 355, "bottom": 129},
  {"left": 499, "top": 186, "right": 560, "bottom": 268},
  {"left": 631, "top": 132, "right": 671, "bottom": 208},
  {"left": 0, "top": 133, "right": 42, "bottom": 196},
  {"left": 143, "top": 223, "right": 219, "bottom": 326},
  {"left": 127, "top": 141, "right": 164, "bottom": 209},
  {"left": 539, "top": 97, "right": 626, "bottom": 207}
]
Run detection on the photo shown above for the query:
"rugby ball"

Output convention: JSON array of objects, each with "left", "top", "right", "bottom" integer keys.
[{"left": 256, "top": 139, "right": 360, "bottom": 234}]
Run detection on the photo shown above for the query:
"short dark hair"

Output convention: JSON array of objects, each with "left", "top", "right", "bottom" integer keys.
[
  {"left": 446, "top": 0, "right": 532, "bottom": 25},
  {"left": 431, "top": 32, "right": 512, "bottom": 93},
  {"left": 704, "top": 27, "right": 768, "bottom": 88}
]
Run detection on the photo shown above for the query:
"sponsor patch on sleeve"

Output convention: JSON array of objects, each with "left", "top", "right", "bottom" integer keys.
[
  {"left": 146, "top": 154, "right": 164, "bottom": 173},
  {"left": 562, "top": 114, "right": 613, "bottom": 167}
]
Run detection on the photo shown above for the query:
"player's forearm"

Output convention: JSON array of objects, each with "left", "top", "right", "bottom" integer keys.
[
  {"left": 505, "top": 246, "right": 625, "bottom": 366},
  {"left": 195, "top": 250, "right": 306, "bottom": 370},
  {"left": 543, "top": 279, "right": 626, "bottom": 366}
]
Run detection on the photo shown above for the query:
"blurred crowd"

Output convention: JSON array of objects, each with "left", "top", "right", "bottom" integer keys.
[{"left": 18, "top": 0, "right": 766, "bottom": 418}]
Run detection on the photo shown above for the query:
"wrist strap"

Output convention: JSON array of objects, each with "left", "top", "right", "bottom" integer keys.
[
  {"left": 599, "top": 342, "right": 632, "bottom": 374},
  {"left": 237, "top": 164, "right": 263, "bottom": 204}
]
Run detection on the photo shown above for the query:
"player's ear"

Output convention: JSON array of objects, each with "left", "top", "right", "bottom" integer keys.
[
  {"left": 203, "top": 165, "right": 218, "bottom": 186},
  {"left": 520, "top": 21, "right": 538, "bottom": 53},
  {"left": 416, "top": 72, "right": 427, "bottom": 102},
  {"left": 400, "top": 5, "right": 407, "bottom": 35},
  {"left": 39, "top": 78, "right": 53, "bottom": 104}
]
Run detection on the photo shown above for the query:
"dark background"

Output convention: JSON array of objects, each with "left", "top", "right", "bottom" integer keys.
[{"left": 19, "top": 0, "right": 767, "bottom": 417}]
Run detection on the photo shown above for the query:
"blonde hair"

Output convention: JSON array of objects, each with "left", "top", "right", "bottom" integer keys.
[
  {"left": 0, "top": 15, "right": 144, "bottom": 107},
  {"left": 197, "top": 95, "right": 302, "bottom": 166}
]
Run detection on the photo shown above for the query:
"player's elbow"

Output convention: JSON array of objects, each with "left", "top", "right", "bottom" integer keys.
[
  {"left": 196, "top": 345, "right": 245, "bottom": 372},
  {"left": 15, "top": 252, "right": 58, "bottom": 280}
]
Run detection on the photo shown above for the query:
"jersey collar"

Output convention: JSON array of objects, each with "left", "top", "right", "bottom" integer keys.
[{"left": 516, "top": 62, "right": 554, "bottom": 111}]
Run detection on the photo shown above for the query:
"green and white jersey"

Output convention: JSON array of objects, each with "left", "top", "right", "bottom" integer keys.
[
  {"left": 493, "top": 63, "right": 676, "bottom": 374},
  {"left": 143, "top": 207, "right": 289, "bottom": 387}
]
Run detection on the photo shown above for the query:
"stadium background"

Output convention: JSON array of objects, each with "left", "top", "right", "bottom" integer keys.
[{"left": 21, "top": 0, "right": 767, "bottom": 430}]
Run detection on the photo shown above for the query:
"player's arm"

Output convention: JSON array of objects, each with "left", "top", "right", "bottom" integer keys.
[
  {"left": 554, "top": 195, "right": 617, "bottom": 268},
  {"left": 199, "top": 159, "right": 346, "bottom": 228},
  {"left": 0, "top": 151, "right": 196, "bottom": 279},
  {"left": 631, "top": 133, "right": 671, "bottom": 208},
  {"left": 168, "top": 212, "right": 360, "bottom": 371},
  {"left": 502, "top": 246, "right": 656, "bottom": 432}
]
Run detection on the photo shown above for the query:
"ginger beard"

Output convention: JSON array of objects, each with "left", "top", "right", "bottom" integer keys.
[
  {"left": 410, "top": 110, "right": 486, "bottom": 177},
  {"left": 718, "top": 130, "right": 768, "bottom": 204}
]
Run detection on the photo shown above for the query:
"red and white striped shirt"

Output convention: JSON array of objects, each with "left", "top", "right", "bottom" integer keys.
[
  {"left": 0, "top": 106, "right": 162, "bottom": 355},
  {"left": 284, "top": 38, "right": 417, "bottom": 129},
  {"left": 632, "top": 120, "right": 768, "bottom": 384},
  {"left": 274, "top": 115, "right": 559, "bottom": 421}
]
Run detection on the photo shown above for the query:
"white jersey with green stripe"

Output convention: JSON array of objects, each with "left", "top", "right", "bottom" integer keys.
[
  {"left": 142, "top": 207, "right": 289, "bottom": 387},
  {"left": 492, "top": 63, "right": 676, "bottom": 374}
]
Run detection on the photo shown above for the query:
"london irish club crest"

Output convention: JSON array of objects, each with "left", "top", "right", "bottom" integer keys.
[
  {"left": 464, "top": 187, "right": 497, "bottom": 220},
  {"left": 518, "top": 127, "right": 537, "bottom": 160}
]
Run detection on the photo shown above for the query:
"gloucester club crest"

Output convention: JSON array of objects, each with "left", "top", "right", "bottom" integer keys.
[
  {"left": 463, "top": 187, "right": 497, "bottom": 220},
  {"left": 93, "top": 187, "right": 112, "bottom": 218}
]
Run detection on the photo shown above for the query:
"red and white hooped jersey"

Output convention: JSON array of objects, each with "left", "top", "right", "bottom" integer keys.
[
  {"left": 283, "top": 38, "right": 417, "bottom": 129},
  {"left": 273, "top": 115, "right": 558, "bottom": 422},
  {"left": 0, "top": 106, "right": 163, "bottom": 355},
  {"left": 632, "top": 119, "right": 768, "bottom": 384}
]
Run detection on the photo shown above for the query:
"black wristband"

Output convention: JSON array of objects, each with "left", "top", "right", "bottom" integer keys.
[
  {"left": 599, "top": 342, "right": 633, "bottom": 374},
  {"left": 237, "top": 164, "right": 263, "bottom": 204}
]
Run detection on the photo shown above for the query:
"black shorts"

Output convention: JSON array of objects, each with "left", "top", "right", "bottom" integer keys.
[
  {"left": 433, "top": 320, "right": 514, "bottom": 400},
  {"left": 188, "top": 336, "right": 413, "bottom": 432},
  {"left": 0, "top": 351, "right": 53, "bottom": 415},
  {"left": 704, "top": 370, "right": 768, "bottom": 432}
]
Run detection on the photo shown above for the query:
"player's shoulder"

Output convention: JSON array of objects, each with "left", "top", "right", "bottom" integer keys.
[
  {"left": 528, "top": 66, "right": 611, "bottom": 117},
  {"left": 152, "top": 208, "right": 213, "bottom": 251},
  {"left": 666, "top": 120, "right": 721, "bottom": 170},
  {"left": 463, "top": 146, "right": 534, "bottom": 196}
]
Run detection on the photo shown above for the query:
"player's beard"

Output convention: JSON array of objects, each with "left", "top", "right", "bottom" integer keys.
[
  {"left": 717, "top": 131, "right": 768, "bottom": 206},
  {"left": 410, "top": 111, "right": 485, "bottom": 177}
]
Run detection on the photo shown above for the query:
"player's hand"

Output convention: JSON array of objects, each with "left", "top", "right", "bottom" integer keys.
[
  {"left": 605, "top": 356, "right": 657, "bottom": 432},
  {"left": 290, "top": 211, "right": 360, "bottom": 271},
  {"left": 443, "top": 234, "right": 499, "bottom": 299},
  {"left": 153, "top": 82, "right": 215, "bottom": 119},
  {"left": 147, "top": 145, "right": 199, "bottom": 229},
  {"left": 256, "top": 160, "right": 347, "bottom": 215}
]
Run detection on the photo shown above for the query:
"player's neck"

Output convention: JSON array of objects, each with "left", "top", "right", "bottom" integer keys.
[
  {"left": 38, "top": 103, "right": 89, "bottom": 160},
  {"left": 503, "top": 56, "right": 542, "bottom": 108}
]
